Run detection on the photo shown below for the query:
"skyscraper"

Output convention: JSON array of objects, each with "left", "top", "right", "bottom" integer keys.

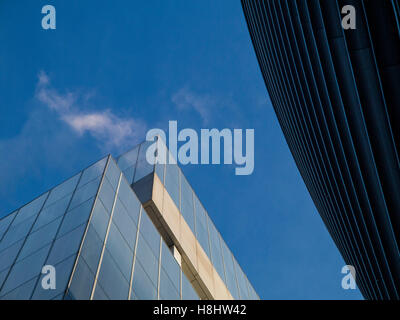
[
  {"left": 0, "top": 139, "right": 258, "bottom": 300},
  {"left": 241, "top": 0, "right": 400, "bottom": 299}
]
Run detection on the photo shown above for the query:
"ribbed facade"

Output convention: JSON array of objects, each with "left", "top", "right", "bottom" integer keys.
[{"left": 242, "top": 0, "right": 400, "bottom": 299}]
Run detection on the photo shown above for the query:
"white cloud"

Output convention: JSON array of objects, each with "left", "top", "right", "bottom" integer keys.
[
  {"left": 1, "top": 72, "right": 146, "bottom": 214},
  {"left": 62, "top": 111, "right": 143, "bottom": 149},
  {"left": 171, "top": 87, "right": 214, "bottom": 124},
  {"left": 35, "top": 71, "right": 145, "bottom": 151}
]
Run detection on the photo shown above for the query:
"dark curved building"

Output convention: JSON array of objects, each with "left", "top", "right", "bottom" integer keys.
[{"left": 241, "top": 0, "right": 400, "bottom": 299}]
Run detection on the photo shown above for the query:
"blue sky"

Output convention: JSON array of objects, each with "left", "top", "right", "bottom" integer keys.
[{"left": 0, "top": 0, "right": 362, "bottom": 299}]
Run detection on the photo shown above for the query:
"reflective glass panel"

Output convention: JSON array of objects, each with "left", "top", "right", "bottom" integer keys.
[
  {"left": 182, "top": 274, "right": 199, "bottom": 300},
  {"left": 194, "top": 196, "right": 211, "bottom": 259},
  {"left": 104, "top": 223, "right": 133, "bottom": 281},
  {"left": 32, "top": 254, "right": 76, "bottom": 300},
  {"left": 33, "top": 194, "right": 72, "bottom": 232},
  {"left": 117, "top": 145, "right": 139, "bottom": 171},
  {"left": 92, "top": 282, "right": 109, "bottom": 300},
  {"left": 57, "top": 197, "right": 94, "bottom": 238},
  {"left": 89, "top": 200, "right": 110, "bottom": 240},
  {"left": 0, "top": 277, "right": 38, "bottom": 300},
  {"left": 78, "top": 157, "right": 107, "bottom": 188},
  {"left": 69, "top": 176, "right": 101, "bottom": 210},
  {"left": 180, "top": 174, "right": 195, "bottom": 233},
  {"left": 117, "top": 179, "right": 141, "bottom": 224},
  {"left": 96, "top": 249, "right": 129, "bottom": 299},
  {"left": 112, "top": 199, "right": 137, "bottom": 250},
  {"left": 47, "top": 224, "right": 86, "bottom": 265},
  {"left": 0, "top": 239, "right": 24, "bottom": 272},
  {"left": 79, "top": 224, "right": 103, "bottom": 273},
  {"left": 0, "top": 212, "right": 17, "bottom": 240},
  {"left": 105, "top": 159, "right": 120, "bottom": 191},
  {"left": 0, "top": 215, "right": 36, "bottom": 251},
  {"left": 159, "top": 268, "right": 180, "bottom": 300},
  {"left": 234, "top": 259, "right": 250, "bottom": 300},
  {"left": 134, "top": 141, "right": 154, "bottom": 182},
  {"left": 139, "top": 212, "right": 160, "bottom": 257},
  {"left": 131, "top": 260, "right": 157, "bottom": 300},
  {"left": 220, "top": 239, "right": 239, "bottom": 299},
  {"left": 18, "top": 217, "right": 62, "bottom": 261},
  {"left": 165, "top": 162, "right": 180, "bottom": 207},
  {"left": 135, "top": 233, "right": 159, "bottom": 286},
  {"left": 0, "top": 244, "right": 50, "bottom": 295},
  {"left": 45, "top": 173, "right": 80, "bottom": 207},
  {"left": 161, "top": 242, "right": 180, "bottom": 287},
  {"left": 12, "top": 192, "right": 48, "bottom": 226},
  {"left": 208, "top": 220, "right": 225, "bottom": 283},
  {"left": 68, "top": 257, "right": 95, "bottom": 300},
  {"left": 98, "top": 177, "right": 116, "bottom": 213}
]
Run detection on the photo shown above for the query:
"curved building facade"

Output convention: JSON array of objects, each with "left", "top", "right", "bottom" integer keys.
[{"left": 242, "top": 0, "right": 400, "bottom": 299}]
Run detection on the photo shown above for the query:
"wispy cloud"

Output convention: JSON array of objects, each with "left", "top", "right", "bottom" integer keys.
[
  {"left": 36, "top": 71, "right": 146, "bottom": 151},
  {"left": 1, "top": 72, "right": 146, "bottom": 214},
  {"left": 171, "top": 87, "right": 215, "bottom": 124}
]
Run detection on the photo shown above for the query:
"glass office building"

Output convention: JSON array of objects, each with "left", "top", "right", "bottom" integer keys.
[
  {"left": 242, "top": 0, "right": 400, "bottom": 299},
  {"left": 0, "top": 138, "right": 258, "bottom": 300}
]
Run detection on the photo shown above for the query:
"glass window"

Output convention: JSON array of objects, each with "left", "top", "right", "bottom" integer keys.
[
  {"left": 139, "top": 213, "right": 160, "bottom": 257},
  {"left": 182, "top": 274, "right": 199, "bottom": 300},
  {"left": 18, "top": 217, "right": 62, "bottom": 261},
  {"left": 68, "top": 257, "right": 95, "bottom": 300},
  {"left": 134, "top": 141, "right": 154, "bottom": 182},
  {"left": 78, "top": 157, "right": 107, "bottom": 188},
  {"left": 89, "top": 200, "right": 110, "bottom": 241},
  {"left": 96, "top": 249, "right": 129, "bottom": 299},
  {"left": 161, "top": 242, "right": 180, "bottom": 287},
  {"left": 0, "top": 244, "right": 50, "bottom": 296},
  {"left": 247, "top": 282, "right": 259, "bottom": 300},
  {"left": 135, "top": 233, "right": 159, "bottom": 286},
  {"left": 0, "top": 277, "right": 38, "bottom": 300},
  {"left": 208, "top": 220, "right": 225, "bottom": 283},
  {"left": 0, "top": 239, "right": 24, "bottom": 273},
  {"left": 79, "top": 225, "right": 103, "bottom": 273},
  {"left": 12, "top": 192, "right": 48, "bottom": 226},
  {"left": 0, "top": 211, "right": 17, "bottom": 240},
  {"left": 220, "top": 239, "right": 239, "bottom": 299},
  {"left": 0, "top": 268, "right": 10, "bottom": 290},
  {"left": 117, "top": 145, "right": 139, "bottom": 171},
  {"left": 165, "top": 163, "right": 180, "bottom": 207},
  {"left": 117, "top": 179, "right": 141, "bottom": 224},
  {"left": 131, "top": 260, "right": 157, "bottom": 300},
  {"left": 92, "top": 282, "right": 109, "bottom": 300},
  {"left": 154, "top": 136, "right": 166, "bottom": 183},
  {"left": 130, "top": 290, "right": 138, "bottom": 300},
  {"left": 104, "top": 223, "right": 133, "bottom": 281},
  {"left": 159, "top": 268, "right": 180, "bottom": 300},
  {"left": 45, "top": 173, "right": 80, "bottom": 207},
  {"left": 194, "top": 196, "right": 211, "bottom": 259},
  {"left": 122, "top": 166, "right": 135, "bottom": 185},
  {"left": 32, "top": 254, "right": 76, "bottom": 300},
  {"left": 57, "top": 197, "right": 94, "bottom": 238},
  {"left": 155, "top": 163, "right": 165, "bottom": 184},
  {"left": 180, "top": 175, "right": 195, "bottom": 233},
  {"left": 46, "top": 224, "right": 86, "bottom": 266},
  {"left": 234, "top": 259, "right": 250, "bottom": 300},
  {"left": 105, "top": 159, "right": 120, "bottom": 191},
  {"left": 69, "top": 176, "right": 101, "bottom": 210},
  {"left": 33, "top": 194, "right": 72, "bottom": 232},
  {"left": 98, "top": 177, "right": 116, "bottom": 213},
  {"left": 112, "top": 199, "right": 137, "bottom": 250},
  {"left": 0, "top": 215, "right": 37, "bottom": 252}
]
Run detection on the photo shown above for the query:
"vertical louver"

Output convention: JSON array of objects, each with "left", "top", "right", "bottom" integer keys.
[{"left": 242, "top": 0, "right": 400, "bottom": 300}]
